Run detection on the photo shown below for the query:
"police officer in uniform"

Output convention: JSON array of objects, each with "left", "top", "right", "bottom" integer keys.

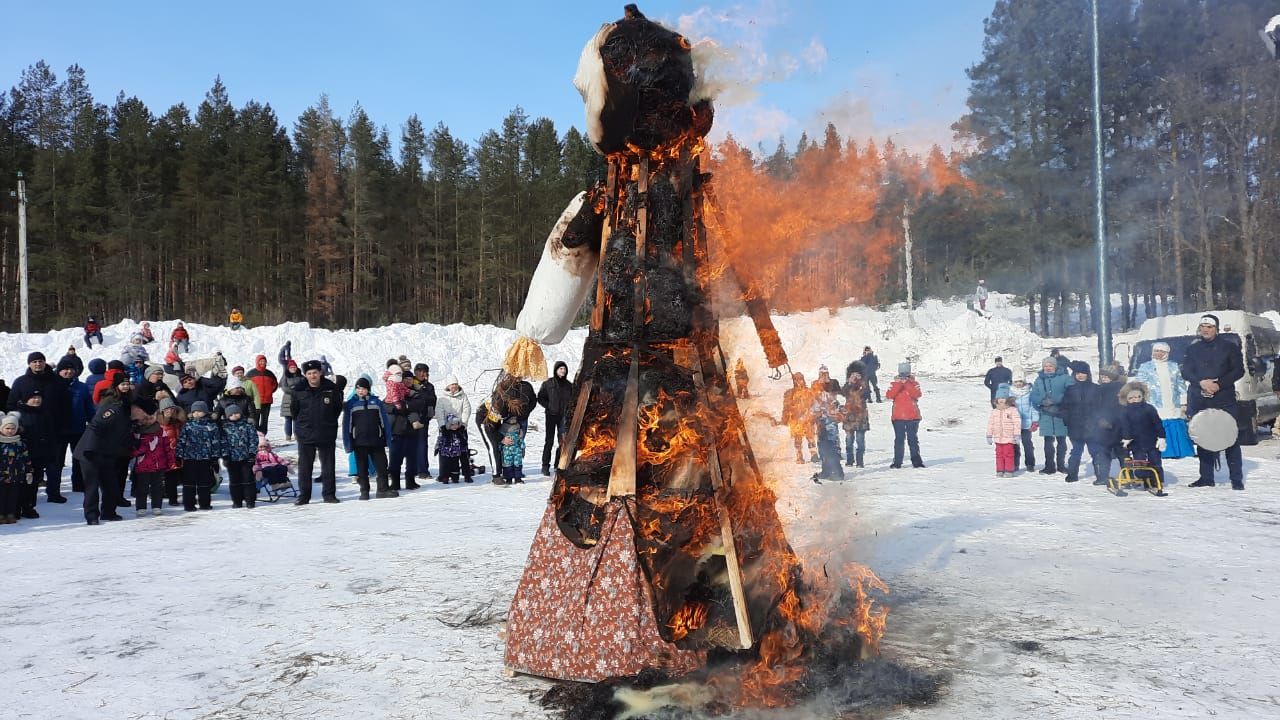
[
  {"left": 289, "top": 360, "right": 347, "bottom": 504},
  {"left": 74, "top": 375, "right": 135, "bottom": 524},
  {"left": 1181, "top": 314, "right": 1245, "bottom": 490}
]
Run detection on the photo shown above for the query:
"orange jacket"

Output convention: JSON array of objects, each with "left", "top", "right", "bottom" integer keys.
[{"left": 244, "top": 356, "right": 279, "bottom": 406}]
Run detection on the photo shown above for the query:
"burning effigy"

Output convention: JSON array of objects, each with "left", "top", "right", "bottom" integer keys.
[{"left": 502, "top": 5, "right": 912, "bottom": 714}]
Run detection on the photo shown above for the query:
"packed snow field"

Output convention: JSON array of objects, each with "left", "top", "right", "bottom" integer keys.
[{"left": 2, "top": 297, "right": 1278, "bottom": 719}]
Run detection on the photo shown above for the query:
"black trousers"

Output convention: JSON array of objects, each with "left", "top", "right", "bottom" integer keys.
[
  {"left": 62, "top": 432, "right": 84, "bottom": 491},
  {"left": 81, "top": 453, "right": 122, "bottom": 522},
  {"left": 1013, "top": 428, "right": 1036, "bottom": 469},
  {"left": 0, "top": 482, "right": 17, "bottom": 518},
  {"left": 353, "top": 446, "right": 389, "bottom": 493},
  {"left": 891, "top": 419, "right": 923, "bottom": 467},
  {"left": 165, "top": 469, "right": 182, "bottom": 504},
  {"left": 1041, "top": 436, "right": 1068, "bottom": 472},
  {"left": 134, "top": 471, "right": 164, "bottom": 511},
  {"left": 1197, "top": 443, "right": 1243, "bottom": 485},
  {"left": 298, "top": 442, "right": 337, "bottom": 501},
  {"left": 256, "top": 404, "right": 271, "bottom": 435},
  {"left": 225, "top": 459, "right": 256, "bottom": 506},
  {"left": 483, "top": 422, "right": 505, "bottom": 476},
  {"left": 182, "top": 458, "right": 216, "bottom": 510},
  {"left": 541, "top": 413, "right": 565, "bottom": 470}
]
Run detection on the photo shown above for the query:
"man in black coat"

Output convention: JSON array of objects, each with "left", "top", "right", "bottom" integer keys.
[
  {"left": 289, "top": 360, "right": 347, "bottom": 504},
  {"left": 411, "top": 363, "right": 437, "bottom": 481},
  {"left": 1181, "top": 314, "right": 1246, "bottom": 489},
  {"left": 537, "top": 361, "right": 574, "bottom": 476},
  {"left": 10, "top": 351, "right": 70, "bottom": 500},
  {"left": 860, "top": 346, "right": 882, "bottom": 402},
  {"left": 74, "top": 377, "right": 135, "bottom": 524},
  {"left": 175, "top": 371, "right": 226, "bottom": 413},
  {"left": 983, "top": 357, "right": 1013, "bottom": 408},
  {"left": 1059, "top": 361, "right": 1098, "bottom": 483}
]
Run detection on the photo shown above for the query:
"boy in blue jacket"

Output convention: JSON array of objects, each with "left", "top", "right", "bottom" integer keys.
[{"left": 343, "top": 377, "right": 394, "bottom": 500}]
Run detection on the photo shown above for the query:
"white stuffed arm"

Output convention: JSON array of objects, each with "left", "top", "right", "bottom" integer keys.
[{"left": 514, "top": 190, "right": 602, "bottom": 345}]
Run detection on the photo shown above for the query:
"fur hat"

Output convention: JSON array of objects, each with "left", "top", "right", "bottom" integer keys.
[
  {"left": 1098, "top": 364, "right": 1124, "bottom": 382},
  {"left": 190, "top": 401, "right": 210, "bottom": 415},
  {"left": 27, "top": 351, "right": 45, "bottom": 364},
  {"left": 1069, "top": 360, "right": 1092, "bottom": 378},
  {"left": 301, "top": 360, "right": 323, "bottom": 374},
  {"left": 1120, "top": 380, "right": 1149, "bottom": 404},
  {"left": 0, "top": 412, "right": 21, "bottom": 431}
]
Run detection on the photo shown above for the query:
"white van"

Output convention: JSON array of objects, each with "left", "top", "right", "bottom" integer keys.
[{"left": 1120, "top": 311, "right": 1280, "bottom": 444}]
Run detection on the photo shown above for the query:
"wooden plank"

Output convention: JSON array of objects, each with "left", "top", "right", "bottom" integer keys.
[
  {"left": 556, "top": 378, "right": 594, "bottom": 471},
  {"left": 606, "top": 354, "right": 640, "bottom": 498},
  {"left": 591, "top": 161, "right": 618, "bottom": 332}
]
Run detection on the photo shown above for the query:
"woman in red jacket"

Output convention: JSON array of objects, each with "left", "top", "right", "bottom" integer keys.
[
  {"left": 244, "top": 355, "right": 279, "bottom": 435},
  {"left": 885, "top": 362, "right": 925, "bottom": 469}
]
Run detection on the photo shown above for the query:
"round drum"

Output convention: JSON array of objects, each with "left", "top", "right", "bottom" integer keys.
[{"left": 1188, "top": 408, "right": 1238, "bottom": 452}]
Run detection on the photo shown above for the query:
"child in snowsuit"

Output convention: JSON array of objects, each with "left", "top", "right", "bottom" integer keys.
[
  {"left": 170, "top": 322, "right": 190, "bottom": 354},
  {"left": 381, "top": 364, "right": 409, "bottom": 409},
  {"left": 220, "top": 403, "right": 259, "bottom": 508},
  {"left": 986, "top": 384, "right": 1022, "bottom": 477},
  {"left": 782, "top": 372, "right": 818, "bottom": 464},
  {"left": 1010, "top": 374, "right": 1039, "bottom": 471},
  {"left": 132, "top": 411, "right": 173, "bottom": 515},
  {"left": 1118, "top": 380, "right": 1166, "bottom": 485},
  {"left": 176, "top": 401, "right": 224, "bottom": 511},
  {"left": 499, "top": 416, "right": 526, "bottom": 485},
  {"left": 0, "top": 413, "right": 31, "bottom": 524},
  {"left": 253, "top": 434, "right": 292, "bottom": 491},
  {"left": 436, "top": 414, "right": 473, "bottom": 483},
  {"left": 158, "top": 398, "right": 185, "bottom": 506}
]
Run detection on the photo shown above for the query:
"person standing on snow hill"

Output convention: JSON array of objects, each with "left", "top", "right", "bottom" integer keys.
[
  {"left": 986, "top": 383, "right": 1021, "bottom": 477},
  {"left": 1181, "top": 313, "right": 1246, "bottom": 490},
  {"left": 289, "top": 359, "right": 347, "bottom": 505},
  {"left": 84, "top": 315, "right": 103, "bottom": 348},
  {"left": 1134, "top": 342, "right": 1194, "bottom": 459},
  {"left": 1009, "top": 374, "right": 1039, "bottom": 471},
  {"left": 886, "top": 362, "right": 925, "bottom": 469},
  {"left": 228, "top": 308, "right": 244, "bottom": 330},
  {"left": 976, "top": 279, "right": 989, "bottom": 313},
  {"left": 170, "top": 322, "right": 191, "bottom": 354},
  {"left": 138, "top": 322, "right": 155, "bottom": 344},
  {"left": 537, "top": 361, "right": 573, "bottom": 476},
  {"left": 1030, "top": 356, "right": 1071, "bottom": 474},
  {"left": 983, "top": 357, "right": 1013, "bottom": 408},
  {"left": 733, "top": 359, "right": 749, "bottom": 399},
  {"left": 244, "top": 355, "right": 278, "bottom": 435},
  {"left": 860, "top": 346, "right": 882, "bottom": 403}
]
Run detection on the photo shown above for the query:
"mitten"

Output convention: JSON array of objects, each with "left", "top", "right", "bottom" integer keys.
[
  {"left": 1156, "top": 437, "right": 1166, "bottom": 451},
  {"left": 1030, "top": 421, "right": 1039, "bottom": 432}
]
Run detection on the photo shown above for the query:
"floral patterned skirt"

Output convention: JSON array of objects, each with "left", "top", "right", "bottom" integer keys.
[{"left": 504, "top": 498, "right": 705, "bottom": 682}]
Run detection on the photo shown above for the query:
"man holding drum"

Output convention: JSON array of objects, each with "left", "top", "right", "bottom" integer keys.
[{"left": 1181, "top": 314, "right": 1245, "bottom": 490}]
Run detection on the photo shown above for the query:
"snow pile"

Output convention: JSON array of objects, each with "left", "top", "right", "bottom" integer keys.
[{"left": 1262, "top": 310, "right": 1280, "bottom": 330}]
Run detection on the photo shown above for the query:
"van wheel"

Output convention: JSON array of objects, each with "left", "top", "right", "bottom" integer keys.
[{"left": 1238, "top": 400, "right": 1259, "bottom": 446}]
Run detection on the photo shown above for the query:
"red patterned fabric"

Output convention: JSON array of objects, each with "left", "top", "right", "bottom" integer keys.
[{"left": 505, "top": 499, "right": 705, "bottom": 682}]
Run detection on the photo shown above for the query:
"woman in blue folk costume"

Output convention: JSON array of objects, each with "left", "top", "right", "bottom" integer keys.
[{"left": 1134, "top": 341, "right": 1194, "bottom": 458}]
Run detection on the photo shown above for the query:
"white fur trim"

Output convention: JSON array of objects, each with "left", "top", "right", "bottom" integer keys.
[{"left": 574, "top": 23, "right": 613, "bottom": 152}]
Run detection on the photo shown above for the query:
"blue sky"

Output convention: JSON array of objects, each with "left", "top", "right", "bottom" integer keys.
[{"left": 2, "top": 0, "right": 994, "bottom": 154}]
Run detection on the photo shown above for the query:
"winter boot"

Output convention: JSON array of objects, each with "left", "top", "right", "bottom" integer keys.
[
  {"left": 389, "top": 473, "right": 401, "bottom": 492},
  {"left": 855, "top": 450, "right": 864, "bottom": 468},
  {"left": 375, "top": 475, "right": 398, "bottom": 499},
  {"left": 358, "top": 477, "right": 370, "bottom": 501}
]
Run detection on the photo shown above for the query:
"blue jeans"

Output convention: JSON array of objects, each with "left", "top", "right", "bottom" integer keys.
[
  {"left": 283, "top": 417, "right": 294, "bottom": 438},
  {"left": 891, "top": 420, "right": 922, "bottom": 467},
  {"left": 844, "top": 429, "right": 866, "bottom": 466},
  {"left": 1067, "top": 438, "right": 1109, "bottom": 479}
]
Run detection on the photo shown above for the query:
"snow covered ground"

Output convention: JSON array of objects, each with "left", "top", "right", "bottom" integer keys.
[{"left": 2, "top": 300, "right": 1278, "bottom": 719}]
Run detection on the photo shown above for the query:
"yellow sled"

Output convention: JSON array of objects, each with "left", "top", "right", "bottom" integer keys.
[{"left": 1108, "top": 455, "right": 1166, "bottom": 497}]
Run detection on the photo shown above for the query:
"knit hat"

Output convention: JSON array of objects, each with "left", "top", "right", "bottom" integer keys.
[
  {"left": 1041, "top": 356, "right": 1058, "bottom": 370},
  {"left": 995, "top": 383, "right": 1012, "bottom": 400},
  {"left": 27, "top": 351, "right": 45, "bottom": 364},
  {"left": 0, "top": 412, "right": 21, "bottom": 430},
  {"left": 108, "top": 359, "right": 126, "bottom": 372},
  {"left": 56, "top": 357, "right": 78, "bottom": 372},
  {"left": 190, "top": 401, "right": 210, "bottom": 415},
  {"left": 287, "top": 360, "right": 299, "bottom": 371},
  {"left": 355, "top": 376, "right": 371, "bottom": 390},
  {"left": 225, "top": 403, "right": 243, "bottom": 418},
  {"left": 445, "top": 375, "right": 460, "bottom": 388},
  {"left": 897, "top": 362, "right": 912, "bottom": 377},
  {"left": 301, "top": 360, "right": 322, "bottom": 373},
  {"left": 88, "top": 358, "right": 106, "bottom": 374},
  {"left": 225, "top": 376, "right": 243, "bottom": 391},
  {"left": 157, "top": 397, "right": 176, "bottom": 412},
  {"left": 231, "top": 366, "right": 244, "bottom": 375},
  {"left": 414, "top": 363, "right": 429, "bottom": 374},
  {"left": 146, "top": 365, "right": 165, "bottom": 379}
]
